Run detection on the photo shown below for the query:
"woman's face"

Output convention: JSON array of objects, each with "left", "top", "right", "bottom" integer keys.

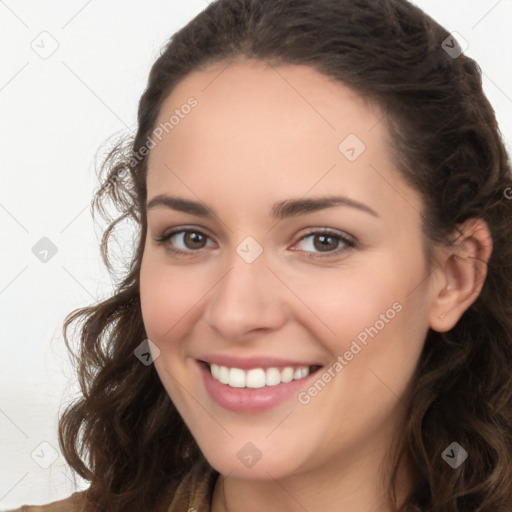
[{"left": 140, "top": 60, "right": 440, "bottom": 480}]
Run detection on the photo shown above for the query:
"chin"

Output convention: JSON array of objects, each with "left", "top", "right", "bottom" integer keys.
[{"left": 199, "top": 440, "right": 305, "bottom": 480}]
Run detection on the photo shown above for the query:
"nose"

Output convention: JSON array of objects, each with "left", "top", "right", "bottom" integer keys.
[{"left": 203, "top": 249, "right": 288, "bottom": 341}]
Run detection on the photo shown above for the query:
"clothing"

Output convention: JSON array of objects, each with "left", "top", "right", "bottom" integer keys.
[{"left": 7, "top": 457, "right": 219, "bottom": 512}]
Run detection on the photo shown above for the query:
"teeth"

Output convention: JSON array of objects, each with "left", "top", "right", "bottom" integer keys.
[
  {"left": 211, "top": 363, "right": 220, "bottom": 380},
  {"left": 246, "top": 368, "right": 266, "bottom": 388},
  {"left": 229, "top": 368, "right": 246, "bottom": 388},
  {"left": 208, "top": 363, "right": 312, "bottom": 388},
  {"left": 280, "top": 367, "right": 294, "bottom": 383},
  {"left": 218, "top": 365, "right": 229, "bottom": 384},
  {"left": 265, "top": 367, "right": 281, "bottom": 386}
]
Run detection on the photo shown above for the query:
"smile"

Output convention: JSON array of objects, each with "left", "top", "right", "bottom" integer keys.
[
  {"left": 197, "top": 358, "right": 324, "bottom": 412},
  {"left": 207, "top": 363, "right": 320, "bottom": 389}
]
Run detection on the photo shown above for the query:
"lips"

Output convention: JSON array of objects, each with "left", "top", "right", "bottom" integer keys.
[{"left": 196, "top": 355, "right": 323, "bottom": 412}]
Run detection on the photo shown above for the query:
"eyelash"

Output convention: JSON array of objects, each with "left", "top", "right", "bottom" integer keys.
[{"left": 153, "top": 227, "right": 356, "bottom": 259}]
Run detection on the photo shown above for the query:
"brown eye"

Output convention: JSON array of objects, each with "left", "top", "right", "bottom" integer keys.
[
  {"left": 154, "top": 228, "right": 214, "bottom": 255},
  {"left": 293, "top": 229, "right": 356, "bottom": 259},
  {"left": 182, "top": 231, "right": 207, "bottom": 249},
  {"left": 313, "top": 234, "right": 339, "bottom": 252}
]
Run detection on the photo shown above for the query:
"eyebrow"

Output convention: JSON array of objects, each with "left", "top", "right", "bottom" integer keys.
[{"left": 147, "top": 194, "right": 379, "bottom": 219}]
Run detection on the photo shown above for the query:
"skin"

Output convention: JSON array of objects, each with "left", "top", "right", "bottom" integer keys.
[{"left": 139, "top": 59, "right": 492, "bottom": 512}]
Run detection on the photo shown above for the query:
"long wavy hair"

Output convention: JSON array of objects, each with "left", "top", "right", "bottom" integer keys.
[{"left": 58, "top": 0, "right": 512, "bottom": 510}]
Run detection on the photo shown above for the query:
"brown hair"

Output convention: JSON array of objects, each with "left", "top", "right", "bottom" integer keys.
[{"left": 59, "top": 0, "right": 512, "bottom": 510}]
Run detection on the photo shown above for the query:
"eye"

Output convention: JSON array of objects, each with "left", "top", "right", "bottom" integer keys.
[
  {"left": 292, "top": 228, "right": 355, "bottom": 258},
  {"left": 154, "top": 228, "right": 215, "bottom": 255},
  {"left": 153, "top": 226, "right": 356, "bottom": 259}
]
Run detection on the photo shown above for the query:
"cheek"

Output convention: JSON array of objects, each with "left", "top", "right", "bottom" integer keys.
[
  {"left": 139, "top": 254, "right": 205, "bottom": 407},
  {"left": 140, "top": 250, "right": 218, "bottom": 356},
  {"left": 139, "top": 253, "right": 208, "bottom": 343},
  {"left": 295, "top": 250, "right": 427, "bottom": 358},
  {"left": 289, "top": 264, "right": 400, "bottom": 343}
]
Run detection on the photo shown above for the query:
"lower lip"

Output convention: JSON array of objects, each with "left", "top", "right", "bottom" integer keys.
[{"left": 198, "top": 360, "right": 321, "bottom": 413}]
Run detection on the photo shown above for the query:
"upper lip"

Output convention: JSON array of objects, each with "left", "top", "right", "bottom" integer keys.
[{"left": 198, "top": 354, "right": 322, "bottom": 370}]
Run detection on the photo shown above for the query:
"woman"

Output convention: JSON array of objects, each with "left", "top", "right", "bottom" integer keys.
[{"left": 11, "top": 0, "right": 512, "bottom": 510}]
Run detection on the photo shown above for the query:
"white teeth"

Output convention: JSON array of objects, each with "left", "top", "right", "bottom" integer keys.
[
  {"left": 218, "top": 365, "right": 229, "bottom": 384},
  {"left": 211, "top": 363, "right": 220, "bottom": 380},
  {"left": 280, "top": 367, "right": 294, "bottom": 383},
  {"left": 293, "top": 367, "right": 303, "bottom": 380},
  {"left": 265, "top": 367, "right": 281, "bottom": 386},
  {"left": 229, "top": 368, "right": 246, "bottom": 388},
  {"left": 246, "top": 368, "right": 266, "bottom": 388},
  {"left": 208, "top": 364, "right": 313, "bottom": 388}
]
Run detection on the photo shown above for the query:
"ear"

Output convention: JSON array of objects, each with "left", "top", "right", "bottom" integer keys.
[{"left": 429, "top": 218, "right": 493, "bottom": 333}]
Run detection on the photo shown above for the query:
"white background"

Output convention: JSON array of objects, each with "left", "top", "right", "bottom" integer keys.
[{"left": 1, "top": 0, "right": 511, "bottom": 509}]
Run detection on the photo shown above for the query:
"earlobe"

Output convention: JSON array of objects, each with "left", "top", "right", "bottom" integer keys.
[{"left": 429, "top": 218, "right": 493, "bottom": 333}]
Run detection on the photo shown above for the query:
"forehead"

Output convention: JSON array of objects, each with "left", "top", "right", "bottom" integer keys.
[{"left": 146, "top": 59, "right": 421, "bottom": 225}]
